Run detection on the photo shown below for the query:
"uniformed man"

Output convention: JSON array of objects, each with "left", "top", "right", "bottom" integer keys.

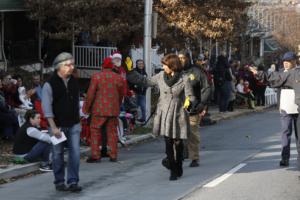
[
  {"left": 250, "top": 52, "right": 300, "bottom": 168},
  {"left": 178, "top": 50, "right": 211, "bottom": 167}
]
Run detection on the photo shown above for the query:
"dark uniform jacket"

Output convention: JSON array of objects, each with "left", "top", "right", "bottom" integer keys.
[{"left": 183, "top": 65, "right": 211, "bottom": 115}]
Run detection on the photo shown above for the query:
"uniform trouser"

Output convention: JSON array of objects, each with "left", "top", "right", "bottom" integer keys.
[
  {"left": 90, "top": 117, "right": 118, "bottom": 160},
  {"left": 188, "top": 115, "right": 201, "bottom": 161},
  {"left": 164, "top": 137, "right": 183, "bottom": 174},
  {"left": 280, "top": 111, "right": 299, "bottom": 161}
]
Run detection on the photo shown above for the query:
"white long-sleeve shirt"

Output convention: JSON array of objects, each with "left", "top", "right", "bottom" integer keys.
[
  {"left": 236, "top": 84, "right": 245, "bottom": 94},
  {"left": 26, "top": 127, "right": 52, "bottom": 144}
]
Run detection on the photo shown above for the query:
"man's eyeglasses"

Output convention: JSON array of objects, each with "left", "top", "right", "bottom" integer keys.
[{"left": 64, "top": 63, "right": 74, "bottom": 68}]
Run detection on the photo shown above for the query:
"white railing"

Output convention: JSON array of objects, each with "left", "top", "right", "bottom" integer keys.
[
  {"left": 265, "top": 87, "right": 277, "bottom": 105},
  {"left": 74, "top": 45, "right": 117, "bottom": 68}
]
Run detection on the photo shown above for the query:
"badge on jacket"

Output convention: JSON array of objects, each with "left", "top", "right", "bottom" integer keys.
[{"left": 189, "top": 74, "right": 195, "bottom": 81}]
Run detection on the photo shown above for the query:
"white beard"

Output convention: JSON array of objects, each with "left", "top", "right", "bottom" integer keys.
[{"left": 114, "top": 61, "right": 121, "bottom": 67}]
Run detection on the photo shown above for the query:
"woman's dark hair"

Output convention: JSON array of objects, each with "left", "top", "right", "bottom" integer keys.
[
  {"left": 161, "top": 54, "right": 183, "bottom": 72},
  {"left": 24, "top": 110, "right": 39, "bottom": 122},
  {"left": 13, "top": 74, "right": 23, "bottom": 81},
  {"left": 216, "top": 55, "right": 229, "bottom": 68}
]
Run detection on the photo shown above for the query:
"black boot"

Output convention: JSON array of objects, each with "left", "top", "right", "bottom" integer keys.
[
  {"left": 279, "top": 159, "right": 289, "bottom": 167},
  {"left": 175, "top": 139, "right": 184, "bottom": 177},
  {"left": 176, "top": 161, "right": 183, "bottom": 178},
  {"left": 169, "top": 165, "right": 178, "bottom": 181},
  {"left": 165, "top": 137, "right": 177, "bottom": 181}
]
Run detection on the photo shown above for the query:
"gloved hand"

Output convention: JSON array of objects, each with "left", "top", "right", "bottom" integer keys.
[
  {"left": 183, "top": 97, "right": 190, "bottom": 109},
  {"left": 186, "top": 99, "right": 199, "bottom": 114},
  {"left": 125, "top": 57, "right": 133, "bottom": 71}
]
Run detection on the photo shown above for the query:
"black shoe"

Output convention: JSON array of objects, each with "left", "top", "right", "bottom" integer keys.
[
  {"left": 169, "top": 165, "right": 179, "bottom": 181},
  {"left": 86, "top": 157, "right": 101, "bottom": 163},
  {"left": 55, "top": 184, "right": 68, "bottom": 192},
  {"left": 68, "top": 184, "right": 82, "bottom": 192},
  {"left": 162, "top": 157, "right": 170, "bottom": 170},
  {"left": 39, "top": 164, "right": 53, "bottom": 172},
  {"left": 189, "top": 160, "right": 199, "bottom": 167},
  {"left": 279, "top": 160, "right": 289, "bottom": 167},
  {"left": 110, "top": 158, "right": 117, "bottom": 162},
  {"left": 169, "top": 171, "right": 178, "bottom": 181}
]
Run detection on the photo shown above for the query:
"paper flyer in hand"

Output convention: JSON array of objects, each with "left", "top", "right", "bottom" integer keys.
[
  {"left": 51, "top": 131, "right": 67, "bottom": 145},
  {"left": 280, "top": 89, "right": 299, "bottom": 114}
]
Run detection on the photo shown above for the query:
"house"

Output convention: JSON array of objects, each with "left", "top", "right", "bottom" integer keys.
[
  {"left": 0, "top": 0, "right": 39, "bottom": 71},
  {"left": 246, "top": 0, "right": 300, "bottom": 64}
]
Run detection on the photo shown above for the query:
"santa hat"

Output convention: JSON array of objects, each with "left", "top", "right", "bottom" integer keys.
[
  {"left": 102, "top": 57, "right": 114, "bottom": 69},
  {"left": 112, "top": 51, "right": 122, "bottom": 60}
]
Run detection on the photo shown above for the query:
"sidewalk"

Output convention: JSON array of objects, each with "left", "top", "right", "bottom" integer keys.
[{"left": 0, "top": 105, "right": 274, "bottom": 181}]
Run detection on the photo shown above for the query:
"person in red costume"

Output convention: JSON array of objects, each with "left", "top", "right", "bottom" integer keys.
[{"left": 83, "top": 57, "right": 126, "bottom": 163}]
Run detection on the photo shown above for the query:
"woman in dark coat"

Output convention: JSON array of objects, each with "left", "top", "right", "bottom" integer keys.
[
  {"left": 213, "top": 55, "right": 232, "bottom": 112},
  {"left": 127, "top": 54, "right": 195, "bottom": 181}
]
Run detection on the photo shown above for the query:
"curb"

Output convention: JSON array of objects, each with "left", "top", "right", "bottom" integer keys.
[
  {"left": 0, "top": 163, "right": 39, "bottom": 180},
  {"left": 0, "top": 134, "right": 155, "bottom": 180},
  {"left": 210, "top": 105, "right": 274, "bottom": 123}
]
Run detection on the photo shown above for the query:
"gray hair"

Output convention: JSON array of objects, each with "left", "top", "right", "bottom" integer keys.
[{"left": 53, "top": 52, "right": 73, "bottom": 69}]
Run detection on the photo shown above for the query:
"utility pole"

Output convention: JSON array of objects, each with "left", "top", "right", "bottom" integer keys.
[
  {"left": 144, "top": 0, "right": 153, "bottom": 123},
  {"left": 38, "top": 17, "right": 43, "bottom": 80}
]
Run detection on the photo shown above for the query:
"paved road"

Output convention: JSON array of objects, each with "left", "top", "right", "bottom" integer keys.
[{"left": 0, "top": 109, "right": 299, "bottom": 200}]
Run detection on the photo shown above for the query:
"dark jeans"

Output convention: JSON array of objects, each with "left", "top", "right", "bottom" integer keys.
[
  {"left": 52, "top": 123, "right": 81, "bottom": 185},
  {"left": 164, "top": 137, "right": 183, "bottom": 175},
  {"left": 24, "top": 141, "right": 51, "bottom": 165},
  {"left": 219, "top": 81, "right": 231, "bottom": 112},
  {"left": 136, "top": 95, "right": 146, "bottom": 121},
  {"left": 281, "top": 111, "right": 299, "bottom": 161},
  {"left": 256, "top": 86, "right": 266, "bottom": 106}
]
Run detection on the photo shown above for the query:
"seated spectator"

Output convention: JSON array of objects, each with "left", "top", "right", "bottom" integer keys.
[
  {"left": 236, "top": 78, "right": 245, "bottom": 94},
  {"left": 0, "top": 77, "right": 19, "bottom": 140},
  {"left": 236, "top": 79, "right": 255, "bottom": 109},
  {"left": 2, "top": 74, "right": 21, "bottom": 108},
  {"left": 13, "top": 110, "right": 52, "bottom": 172},
  {"left": 14, "top": 75, "right": 33, "bottom": 110}
]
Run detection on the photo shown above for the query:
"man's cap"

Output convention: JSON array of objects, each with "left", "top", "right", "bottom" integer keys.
[
  {"left": 282, "top": 52, "right": 297, "bottom": 62},
  {"left": 53, "top": 52, "right": 73, "bottom": 68}
]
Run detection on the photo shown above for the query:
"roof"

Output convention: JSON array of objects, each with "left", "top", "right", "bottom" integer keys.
[{"left": 0, "top": 0, "right": 25, "bottom": 12}]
